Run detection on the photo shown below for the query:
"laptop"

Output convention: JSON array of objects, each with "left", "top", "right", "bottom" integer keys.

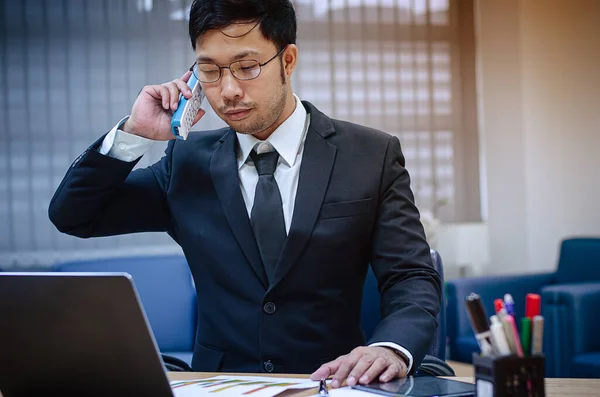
[{"left": 0, "top": 272, "right": 175, "bottom": 397}]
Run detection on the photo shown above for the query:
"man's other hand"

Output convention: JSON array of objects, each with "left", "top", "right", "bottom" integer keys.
[{"left": 310, "top": 346, "right": 408, "bottom": 388}]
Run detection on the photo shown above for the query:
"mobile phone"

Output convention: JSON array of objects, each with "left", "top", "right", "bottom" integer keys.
[{"left": 170, "top": 72, "right": 204, "bottom": 140}]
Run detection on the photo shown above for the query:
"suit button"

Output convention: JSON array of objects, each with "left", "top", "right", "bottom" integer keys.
[
  {"left": 263, "top": 302, "right": 276, "bottom": 315},
  {"left": 264, "top": 360, "right": 275, "bottom": 372}
]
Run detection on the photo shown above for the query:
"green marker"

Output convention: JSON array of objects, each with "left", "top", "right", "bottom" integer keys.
[{"left": 520, "top": 317, "right": 532, "bottom": 356}]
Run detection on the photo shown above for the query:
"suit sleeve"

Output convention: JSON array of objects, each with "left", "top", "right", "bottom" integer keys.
[
  {"left": 368, "top": 135, "right": 442, "bottom": 373},
  {"left": 48, "top": 135, "right": 176, "bottom": 239}
]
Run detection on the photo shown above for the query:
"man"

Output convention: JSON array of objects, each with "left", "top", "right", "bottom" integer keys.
[{"left": 49, "top": 0, "right": 441, "bottom": 387}]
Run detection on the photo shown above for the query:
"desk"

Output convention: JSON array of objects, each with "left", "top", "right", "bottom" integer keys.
[
  {"left": 168, "top": 373, "right": 600, "bottom": 397},
  {"left": 1, "top": 373, "right": 599, "bottom": 396}
]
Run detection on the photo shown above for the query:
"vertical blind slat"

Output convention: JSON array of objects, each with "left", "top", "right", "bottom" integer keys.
[{"left": 1, "top": 0, "right": 15, "bottom": 251}]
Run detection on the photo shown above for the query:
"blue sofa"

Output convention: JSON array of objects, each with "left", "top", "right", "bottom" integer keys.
[
  {"left": 53, "top": 249, "right": 446, "bottom": 369},
  {"left": 543, "top": 282, "right": 600, "bottom": 377},
  {"left": 55, "top": 255, "right": 197, "bottom": 365},
  {"left": 446, "top": 238, "right": 600, "bottom": 377}
]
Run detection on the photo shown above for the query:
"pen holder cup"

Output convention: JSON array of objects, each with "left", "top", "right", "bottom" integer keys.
[{"left": 472, "top": 354, "right": 545, "bottom": 397}]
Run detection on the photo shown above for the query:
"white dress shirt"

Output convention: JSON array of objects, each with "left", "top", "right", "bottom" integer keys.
[
  {"left": 99, "top": 94, "right": 414, "bottom": 372},
  {"left": 235, "top": 95, "right": 309, "bottom": 233}
]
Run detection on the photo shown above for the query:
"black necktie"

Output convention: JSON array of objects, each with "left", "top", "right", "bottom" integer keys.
[{"left": 250, "top": 147, "right": 286, "bottom": 283}]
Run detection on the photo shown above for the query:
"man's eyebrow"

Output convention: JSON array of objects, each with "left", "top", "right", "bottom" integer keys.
[{"left": 197, "top": 50, "right": 261, "bottom": 63}]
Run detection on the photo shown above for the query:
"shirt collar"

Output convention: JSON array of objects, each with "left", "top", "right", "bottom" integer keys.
[{"left": 236, "top": 94, "right": 307, "bottom": 169}]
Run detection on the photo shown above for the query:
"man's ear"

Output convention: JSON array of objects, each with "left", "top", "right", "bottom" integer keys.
[{"left": 282, "top": 44, "right": 298, "bottom": 78}]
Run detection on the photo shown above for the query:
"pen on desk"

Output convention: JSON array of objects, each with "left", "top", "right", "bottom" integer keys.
[
  {"left": 532, "top": 315, "right": 544, "bottom": 355},
  {"left": 489, "top": 315, "right": 512, "bottom": 356},
  {"left": 466, "top": 293, "right": 494, "bottom": 356},
  {"left": 319, "top": 379, "right": 329, "bottom": 396},
  {"left": 503, "top": 294, "right": 515, "bottom": 317},
  {"left": 520, "top": 317, "right": 532, "bottom": 356}
]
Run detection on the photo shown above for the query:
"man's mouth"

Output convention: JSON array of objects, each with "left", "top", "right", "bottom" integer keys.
[{"left": 224, "top": 108, "right": 252, "bottom": 121}]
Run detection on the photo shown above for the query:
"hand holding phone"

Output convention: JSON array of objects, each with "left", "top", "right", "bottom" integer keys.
[
  {"left": 171, "top": 72, "right": 205, "bottom": 140},
  {"left": 122, "top": 70, "right": 205, "bottom": 141}
]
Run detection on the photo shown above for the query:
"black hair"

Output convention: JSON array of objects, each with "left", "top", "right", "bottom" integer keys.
[{"left": 189, "top": 0, "right": 297, "bottom": 51}]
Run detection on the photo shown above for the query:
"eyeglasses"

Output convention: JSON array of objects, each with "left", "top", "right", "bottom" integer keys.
[{"left": 190, "top": 46, "right": 287, "bottom": 83}]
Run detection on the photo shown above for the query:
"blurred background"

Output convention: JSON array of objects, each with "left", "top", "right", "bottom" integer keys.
[{"left": 0, "top": 0, "right": 599, "bottom": 277}]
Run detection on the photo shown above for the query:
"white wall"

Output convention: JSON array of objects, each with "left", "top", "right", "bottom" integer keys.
[
  {"left": 435, "top": 223, "right": 490, "bottom": 278},
  {"left": 472, "top": 0, "right": 600, "bottom": 274}
]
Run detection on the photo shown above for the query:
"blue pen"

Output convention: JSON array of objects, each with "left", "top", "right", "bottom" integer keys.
[{"left": 504, "top": 293, "right": 515, "bottom": 316}]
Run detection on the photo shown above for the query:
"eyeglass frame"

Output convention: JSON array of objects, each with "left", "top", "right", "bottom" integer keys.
[{"left": 189, "top": 45, "right": 288, "bottom": 83}]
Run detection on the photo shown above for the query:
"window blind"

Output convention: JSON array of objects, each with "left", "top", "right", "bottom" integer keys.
[{"left": 0, "top": 0, "right": 479, "bottom": 266}]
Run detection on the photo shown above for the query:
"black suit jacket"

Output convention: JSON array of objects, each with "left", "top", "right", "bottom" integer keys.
[{"left": 49, "top": 101, "right": 441, "bottom": 374}]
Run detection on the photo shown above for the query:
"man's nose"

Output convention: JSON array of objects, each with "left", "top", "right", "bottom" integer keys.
[{"left": 220, "top": 69, "right": 243, "bottom": 101}]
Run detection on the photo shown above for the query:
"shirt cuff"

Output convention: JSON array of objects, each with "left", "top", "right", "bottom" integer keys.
[
  {"left": 99, "top": 116, "right": 155, "bottom": 162},
  {"left": 369, "top": 342, "right": 414, "bottom": 374}
]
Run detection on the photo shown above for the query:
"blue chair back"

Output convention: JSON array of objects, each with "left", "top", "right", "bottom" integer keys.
[
  {"left": 361, "top": 249, "right": 446, "bottom": 360},
  {"left": 553, "top": 238, "right": 600, "bottom": 284},
  {"left": 55, "top": 255, "right": 197, "bottom": 353}
]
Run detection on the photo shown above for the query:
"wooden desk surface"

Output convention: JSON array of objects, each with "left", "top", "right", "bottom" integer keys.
[
  {"left": 2, "top": 373, "right": 598, "bottom": 396},
  {"left": 167, "top": 372, "right": 600, "bottom": 396}
]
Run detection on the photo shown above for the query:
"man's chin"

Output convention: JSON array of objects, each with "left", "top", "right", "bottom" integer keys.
[{"left": 223, "top": 120, "right": 258, "bottom": 135}]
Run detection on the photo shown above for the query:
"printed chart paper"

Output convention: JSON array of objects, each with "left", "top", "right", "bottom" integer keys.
[{"left": 170, "top": 375, "right": 317, "bottom": 397}]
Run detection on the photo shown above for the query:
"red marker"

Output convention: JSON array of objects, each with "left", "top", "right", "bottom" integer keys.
[
  {"left": 525, "top": 293, "right": 541, "bottom": 319},
  {"left": 494, "top": 298, "right": 507, "bottom": 320},
  {"left": 494, "top": 299, "right": 505, "bottom": 313}
]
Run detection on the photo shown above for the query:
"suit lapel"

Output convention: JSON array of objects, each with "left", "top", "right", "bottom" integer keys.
[
  {"left": 210, "top": 129, "right": 269, "bottom": 289},
  {"left": 271, "top": 107, "right": 337, "bottom": 288}
]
